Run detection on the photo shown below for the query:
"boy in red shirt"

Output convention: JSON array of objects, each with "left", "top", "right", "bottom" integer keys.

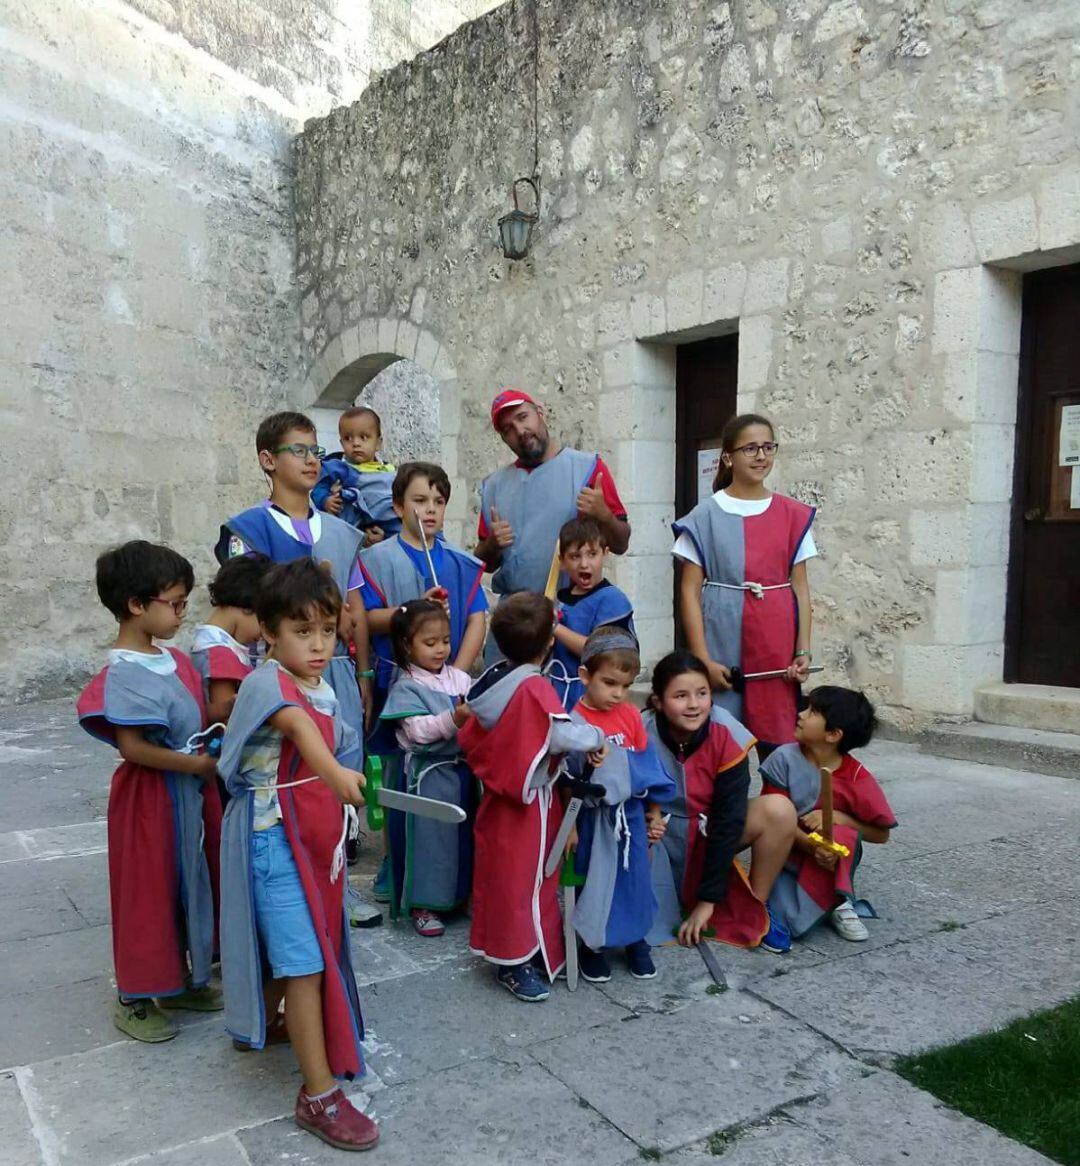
[{"left": 569, "top": 627, "right": 676, "bottom": 982}]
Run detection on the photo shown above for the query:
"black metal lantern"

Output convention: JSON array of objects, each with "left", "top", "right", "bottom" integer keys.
[{"left": 498, "top": 177, "right": 540, "bottom": 260}]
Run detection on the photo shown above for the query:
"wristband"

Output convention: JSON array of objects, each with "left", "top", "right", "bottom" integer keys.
[
  {"left": 794, "top": 650, "right": 812, "bottom": 661},
  {"left": 357, "top": 670, "right": 376, "bottom": 679}
]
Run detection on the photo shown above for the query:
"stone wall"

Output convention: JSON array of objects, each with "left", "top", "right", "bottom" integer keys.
[
  {"left": 0, "top": 0, "right": 503, "bottom": 701},
  {"left": 294, "top": 0, "right": 1080, "bottom": 725}
]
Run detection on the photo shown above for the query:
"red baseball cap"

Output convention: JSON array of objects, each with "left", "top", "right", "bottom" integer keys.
[{"left": 490, "top": 388, "right": 536, "bottom": 429}]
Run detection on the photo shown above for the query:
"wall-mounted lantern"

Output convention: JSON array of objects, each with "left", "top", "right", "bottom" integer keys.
[{"left": 498, "top": 177, "right": 540, "bottom": 261}]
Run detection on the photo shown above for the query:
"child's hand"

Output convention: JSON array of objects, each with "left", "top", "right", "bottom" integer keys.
[
  {"left": 363, "top": 525, "right": 385, "bottom": 547},
  {"left": 329, "top": 766, "right": 367, "bottom": 807},
  {"left": 423, "top": 585, "right": 450, "bottom": 613},
  {"left": 586, "top": 743, "right": 609, "bottom": 768},
  {"left": 324, "top": 482, "right": 344, "bottom": 516},
  {"left": 786, "top": 656, "right": 811, "bottom": 683},
  {"left": 678, "top": 900, "right": 714, "bottom": 947},
  {"left": 707, "top": 660, "right": 733, "bottom": 691},
  {"left": 194, "top": 753, "right": 219, "bottom": 779},
  {"left": 645, "top": 808, "right": 667, "bottom": 842},
  {"left": 812, "top": 845, "right": 839, "bottom": 871},
  {"left": 799, "top": 810, "right": 823, "bottom": 833},
  {"left": 452, "top": 701, "right": 473, "bottom": 728},
  {"left": 564, "top": 824, "right": 578, "bottom": 855}
]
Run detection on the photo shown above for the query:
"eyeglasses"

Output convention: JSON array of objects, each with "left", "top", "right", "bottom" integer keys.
[
  {"left": 272, "top": 443, "right": 326, "bottom": 460},
  {"left": 732, "top": 442, "right": 779, "bottom": 457},
  {"left": 150, "top": 596, "right": 188, "bottom": 616}
]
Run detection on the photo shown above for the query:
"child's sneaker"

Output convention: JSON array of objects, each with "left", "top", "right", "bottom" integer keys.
[
  {"left": 411, "top": 908, "right": 445, "bottom": 937},
  {"left": 113, "top": 998, "right": 178, "bottom": 1043},
  {"left": 830, "top": 901, "right": 869, "bottom": 942},
  {"left": 578, "top": 945, "right": 612, "bottom": 983},
  {"left": 159, "top": 983, "right": 224, "bottom": 1011},
  {"left": 372, "top": 856, "right": 391, "bottom": 903},
  {"left": 625, "top": 940, "right": 657, "bottom": 980},
  {"left": 295, "top": 1087, "right": 379, "bottom": 1151},
  {"left": 347, "top": 885, "right": 383, "bottom": 929},
  {"left": 496, "top": 963, "right": 550, "bottom": 1002},
  {"left": 759, "top": 908, "right": 792, "bottom": 954}
]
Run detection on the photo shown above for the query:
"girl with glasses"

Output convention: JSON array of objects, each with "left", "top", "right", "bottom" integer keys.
[{"left": 672, "top": 413, "right": 817, "bottom": 759}]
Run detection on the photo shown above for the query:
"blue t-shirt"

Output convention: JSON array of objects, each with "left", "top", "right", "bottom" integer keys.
[{"left": 359, "top": 539, "right": 488, "bottom": 617}]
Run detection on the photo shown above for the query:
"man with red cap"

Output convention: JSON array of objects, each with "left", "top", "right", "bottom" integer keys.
[{"left": 475, "top": 390, "right": 630, "bottom": 610}]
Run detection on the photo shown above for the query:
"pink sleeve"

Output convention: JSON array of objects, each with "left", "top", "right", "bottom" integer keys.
[{"left": 401, "top": 709, "right": 458, "bottom": 745}]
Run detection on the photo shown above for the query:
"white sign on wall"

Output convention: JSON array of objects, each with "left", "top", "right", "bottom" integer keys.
[
  {"left": 697, "top": 447, "right": 721, "bottom": 503},
  {"left": 1060, "top": 403, "right": 1080, "bottom": 466}
]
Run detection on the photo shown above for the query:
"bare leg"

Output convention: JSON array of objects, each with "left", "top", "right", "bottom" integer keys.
[
  {"left": 739, "top": 794, "right": 798, "bottom": 902},
  {"left": 283, "top": 973, "right": 334, "bottom": 1096}
]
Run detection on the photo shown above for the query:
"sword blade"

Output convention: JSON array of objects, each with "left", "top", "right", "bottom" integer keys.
[
  {"left": 695, "top": 940, "right": 728, "bottom": 988},
  {"left": 742, "top": 666, "right": 825, "bottom": 681},
  {"left": 545, "top": 797, "right": 583, "bottom": 878},
  {"left": 374, "top": 787, "right": 466, "bottom": 824},
  {"left": 415, "top": 507, "right": 440, "bottom": 590},
  {"left": 564, "top": 883, "right": 578, "bottom": 991}
]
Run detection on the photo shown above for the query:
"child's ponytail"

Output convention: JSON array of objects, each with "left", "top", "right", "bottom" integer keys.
[{"left": 711, "top": 412, "right": 776, "bottom": 493}]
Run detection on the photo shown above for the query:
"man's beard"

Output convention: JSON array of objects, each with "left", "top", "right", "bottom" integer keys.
[{"left": 515, "top": 432, "right": 548, "bottom": 465}]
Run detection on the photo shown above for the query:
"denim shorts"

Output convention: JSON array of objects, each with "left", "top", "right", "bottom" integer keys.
[{"left": 251, "top": 824, "right": 325, "bottom": 979}]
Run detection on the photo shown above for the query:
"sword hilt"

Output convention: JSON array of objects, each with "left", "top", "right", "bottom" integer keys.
[
  {"left": 365, "top": 754, "right": 385, "bottom": 833},
  {"left": 560, "top": 852, "right": 585, "bottom": 888},
  {"left": 806, "top": 831, "right": 850, "bottom": 858}
]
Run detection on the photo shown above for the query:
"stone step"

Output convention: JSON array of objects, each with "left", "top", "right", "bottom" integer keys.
[
  {"left": 974, "top": 682, "right": 1080, "bottom": 734},
  {"left": 918, "top": 720, "right": 1080, "bottom": 780}
]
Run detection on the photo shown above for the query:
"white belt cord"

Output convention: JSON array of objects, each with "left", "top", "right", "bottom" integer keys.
[
  {"left": 247, "top": 773, "right": 356, "bottom": 884},
  {"left": 612, "top": 802, "right": 632, "bottom": 871},
  {"left": 698, "top": 812, "right": 709, "bottom": 838},
  {"left": 703, "top": 581, "right": 791, "bottom": 600}
]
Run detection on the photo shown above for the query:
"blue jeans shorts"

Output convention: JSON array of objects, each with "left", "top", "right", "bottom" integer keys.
[{"left": 251, "top": 824, "right": 325, "bottom": 979}]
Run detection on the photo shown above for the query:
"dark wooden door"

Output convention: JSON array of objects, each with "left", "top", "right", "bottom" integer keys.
[
  {"left": 1006, "top": 264, "right": 1080, "bottom": 686},
  {"left": 674, "top": 334, "right": 739, "bottom": 644}
]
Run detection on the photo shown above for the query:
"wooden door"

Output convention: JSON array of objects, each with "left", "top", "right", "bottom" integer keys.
[
  {"left": 674, "top": 334, "right": 739, "bottom": 644},
  {"left": 1006, "top": 264, "right": 1080, "bottom": 686}
]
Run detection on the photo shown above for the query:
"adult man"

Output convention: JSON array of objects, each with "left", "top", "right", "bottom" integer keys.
[{"left": 475, "top": 389, "right": 631, "bottom": 599}]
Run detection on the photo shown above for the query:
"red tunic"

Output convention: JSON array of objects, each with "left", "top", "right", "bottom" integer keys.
[
  {"left": 739, "top": 493, "right": 814, "bottom": 746},
  {"left": 683, "top": 721, "right": 769, "bottom": 947},
  {"left": 459, "top": 676, "right": 569, "bottom": 975}
]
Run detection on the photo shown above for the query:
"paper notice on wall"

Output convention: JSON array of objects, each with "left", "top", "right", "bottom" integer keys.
[
  {"left": 698, "top": 448, "right": 721, "bottom": 503},
  {"left": 1060, "top": 404, "right": 1080, "bottom": 466},
  {"left": 1072, "top": 466, "right": 1080, "bottom": 510}
]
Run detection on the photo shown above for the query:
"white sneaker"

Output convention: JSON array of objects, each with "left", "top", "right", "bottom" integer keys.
[{"left": 830, "top": 901, "right": 869, "bottom": 942}]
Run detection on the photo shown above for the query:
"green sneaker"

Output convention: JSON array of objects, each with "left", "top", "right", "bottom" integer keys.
[
  {"left": 159, "top": 984, "right": 225, "bottom": 1012},
  {"left": 113, "top": 998, "right": 178, "bottom": 1043}
]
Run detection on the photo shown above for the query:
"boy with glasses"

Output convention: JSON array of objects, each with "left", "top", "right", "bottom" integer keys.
[
  {"left": 216, "top": 412, "right": 382, "bottom": 926},
  {"left": 77, "top": 541, "right": 222, "bottom": 1042}
]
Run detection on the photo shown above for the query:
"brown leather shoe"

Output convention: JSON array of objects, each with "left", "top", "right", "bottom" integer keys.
[
  {"left": 295, "top": 1087, "right": 379, "bottom": 1151},
  {"left": 232, "top": 1013, "right": 289, "bottom": 1052}
]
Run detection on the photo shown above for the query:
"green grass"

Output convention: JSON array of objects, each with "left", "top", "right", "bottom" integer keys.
[{"left": 896, "top": 997, "right": 1080, "bottom": 1166}]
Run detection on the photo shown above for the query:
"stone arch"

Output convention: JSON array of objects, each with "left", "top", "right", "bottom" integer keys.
[{"left": 299, "top": 314, "right": 467, "bottom": 539}]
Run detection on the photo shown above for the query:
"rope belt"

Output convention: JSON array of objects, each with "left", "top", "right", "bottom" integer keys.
[
  {"left": 246, "top": 772, "right": 357, "bottom": 884},
  {"left": 703, "top": 580, "right": 791, "bottom": 600}
]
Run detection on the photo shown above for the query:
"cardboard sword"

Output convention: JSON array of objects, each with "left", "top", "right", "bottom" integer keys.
[
  {"left": 560, "top": 852, "right": 586, "bottom": 991},
  {"left": 728, "top": 665, "right": 824, "bottom": 694},
  {"left": 544, "top": 774, "right": 607, "bottom": 879},
  {"left": 363, "top": 753, "right": 466, "bottom": 832},
  {"left": 805, "top": 765, "right": 850, "bottom": 858}
]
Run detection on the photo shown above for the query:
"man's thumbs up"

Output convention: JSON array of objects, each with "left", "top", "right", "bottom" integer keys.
[
  {"left": 489, "top": 505, "right": 515, "bottom": 549},
  {"left": 576, "top": 472, "right": 610, "bottom": 520}
]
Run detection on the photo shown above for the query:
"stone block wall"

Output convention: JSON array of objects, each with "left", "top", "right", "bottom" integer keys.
[
  {"left": 294, "top": 0, "right": 1080, "bottom": 725},
  {"left": 0, "top": 0, "right": 504, "bottom": 701}
]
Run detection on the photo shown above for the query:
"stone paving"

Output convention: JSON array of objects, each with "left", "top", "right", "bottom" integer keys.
[{"left": 1, "top": 698, "right": 1077, "bottom": 1165}]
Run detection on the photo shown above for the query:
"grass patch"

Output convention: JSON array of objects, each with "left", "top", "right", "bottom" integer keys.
[
  {"left": 896, "top": 997, "right": 1080, "bottom": 1166},
  {"left": 705, "top": 982, "right": 728, "bottom": 996}
]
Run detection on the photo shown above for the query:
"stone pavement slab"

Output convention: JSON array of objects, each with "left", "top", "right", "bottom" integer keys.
[
  {"left": 362, "top": 956, "right": 629, "bottom": 1085},
  {"left": 529, "top": 993, "right": 861, "bottom": 1153},
  {"left": 783, "top": 1069, "right": 1057, "bottom": 1165},
  {"left": 238, "top": 1053, "right": 637, "bottom": 1166},
  {"left": 1, "top": 702, "right": 1077, "bottom": 1165},
  {"left": 756, "top": 908, "right": 1079, "bottom": 1057},
  {"left": 0, "top": 1071, "right": 42, "bottom": 1166}
]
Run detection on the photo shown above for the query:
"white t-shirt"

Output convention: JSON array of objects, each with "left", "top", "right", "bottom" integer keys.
[
  {"left": 672, "top": 491, "right": 817, "bottom": 568},
  {"left": 108, "top": 645, "right": 177, "bottom": 674}
]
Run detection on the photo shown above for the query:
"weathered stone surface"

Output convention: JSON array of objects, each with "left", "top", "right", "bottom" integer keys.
[
  {"left": 292, "top": 0, "right": 1080, "bottom": 725},
  {"left": 530, "top": 995, "right": 861, "bottom": 1152},
  {"left": 0, "top": 1071, "right": 42, "bottom": 1166}
]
